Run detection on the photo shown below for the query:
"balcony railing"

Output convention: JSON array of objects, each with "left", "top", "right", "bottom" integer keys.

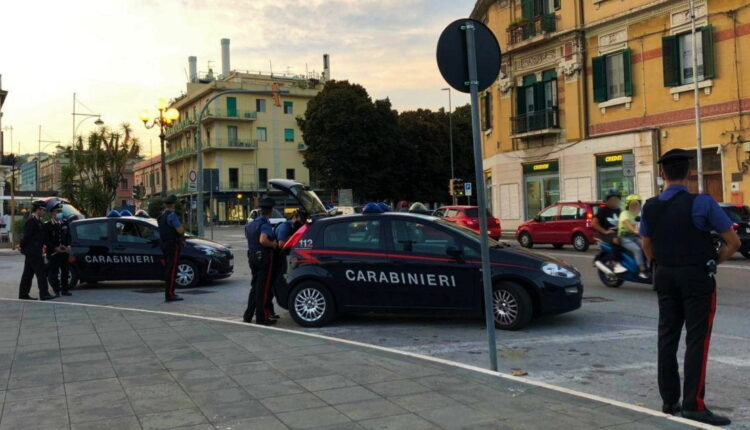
[
  {"left": 203, "top": 108, "right": 257, "bottom": 121},
  {"left": 168, "top": 182, "right": 189, "bottom": 195},
  {"left": 165, "top": 119, "right": 196, "bottom": 138},
  {"left": 165, "top": 147, "right": 195, "bottom": 163},
  {"left": 507, "top": 13, "right": 556, "bottom": 45},
  {"left": 511, "top": 107, "right": 560, "bottom": 136},
  {"left": 219, "top": 182, "right": 256, "bottom": 191},
  {"left": 204, "top": 138, "right": 258, "bottom": 150}
]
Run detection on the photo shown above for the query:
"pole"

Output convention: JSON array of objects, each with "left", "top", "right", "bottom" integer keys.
[
  {"left": 209, "top": 173, "right": 214, "bottom": 241},
  {"left": 37, "top": 125, "right": 41, "bottom": 192},
  {"left": 690, "top": 0, "right": 704, "bottom": 193},
  {"left": 463, "top": 20, "right": 498, "bottom": 372},
  {"left": 72, "top": 93, "right": 76, "bottom": 146},
  {"left": 447, "top": 89, "right": 456, "bottom": 205},
  {"left": 159, "top": 112, "right": 168, "bottom": 197}
]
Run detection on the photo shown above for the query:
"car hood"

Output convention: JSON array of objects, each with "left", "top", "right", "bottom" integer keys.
[
  {"left": 491, "top": 245, "right": 573, "bottom": 269},
  {"left": 186, "top": 237, "right": 230, "bottom": 252}
]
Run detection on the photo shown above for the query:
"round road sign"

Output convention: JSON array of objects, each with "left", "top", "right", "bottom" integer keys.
[{"left": 436, "top": 19, "right": 501, "bottom": 93}]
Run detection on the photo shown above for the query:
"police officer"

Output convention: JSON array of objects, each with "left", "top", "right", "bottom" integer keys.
[
  {"left": 243, "top": 197, "right": 279, "bottom": 325},
  {"left": 18, "top": 200, "right": 54, "bottom": 300},
  {"left": 45, "top": 200, "right": 73, "bottom": 296},
  {"left": 641, "top": 149, "right": 739, "bottom": 426},
  {"left": 268, "top": 210, "right": 304, "bottom": 319},
  {"left": 158, "top": 195, "right": 185, "bottom": 302}
]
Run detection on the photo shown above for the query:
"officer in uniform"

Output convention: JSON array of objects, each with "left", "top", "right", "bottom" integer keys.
[
  {"left": 158, "top": 195, "right": 185, "bottom": 302},
  {"left": 18, "top": 200, "right": 54, "bottom": 300},
  {"left": 45, "top": 200, "right": 73, "bottom": 296},
  {"left": 268, "top": 210, "right": 304, "bottom": 319},
  {"left": 641, "top": 149, "right": 739, "bottom": 426},
  {"left": 243, "top": 197, "right": 279, "bottom": 325}
]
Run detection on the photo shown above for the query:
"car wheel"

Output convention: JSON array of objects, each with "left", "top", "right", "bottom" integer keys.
[
  {"left": 519, "top": 232, "right": 533, "bottom": 249},
  {"left": 572, "top": 233, "right": 589, "bottom": 252},
  {"left": 742, "top": 251, "right": 750, "bottom": 259},
  {"left": 175, "top": 260, "right": 199, "bottom": 288},
  {"left": 492, "top": 281, "right": 533, "bottom": 331},
  {"left": 288, "top": 282, "right": 335, "bottom": 327},
  {"left": 553, "top": 244, "right": 564, "bottom": 249},
  {"left": 597, "top": 255, "right": 624, "bottom": 288}
]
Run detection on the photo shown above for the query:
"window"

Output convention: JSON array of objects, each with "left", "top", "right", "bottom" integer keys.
[
  {"left": 521, "top": 0, "right": 558, "bottom": 19},
  {"left": 433, "top": 209, "right": 445, "bottom": 218},
  {"left": 259, "top": 168, "right": 268, "bottom": 188},
  {"left": 120, "top": 178, "right": 128, "bottom": 190},
  {"left": 283, "top": 101, "right": 293, "bottom": 114},
  {"left": 116, "top": 221, "right": 149, "bottom": 244},
  {"left": 445, "top": 209, "right": 460, "bottom": 218},
  {"left": 538, "top": 205, "right": 558, "bottom": 221},
  {"left": 229, "top": 168, "right": 239, "bottom": 188},
  {"left": 323, "top": 220, "right": 381, "bottom": 250},
  {"left": 75, "top": 222, "right": 108, "bottom": 241},
  {"left": 138, "top": 223, "right": 159, "bottom": 241},
  {"left": 226, "top": 97, "right": 237, "bottom": 117},
  {"left": 256, "top": 99, "right": 266, "bottom": 113},
  {"left": 662, "top": 26, "right": 715, "bottom": 87},
  {"left": 391, "top": 220, "right": 457, "bottom": 255},
  {"left": 227, "top": 126, "right": 238, "bottom": 146},
  {"left": 148, "top": 173, "right": 154, "bottom": 187},
  {"left": 286, "top": 168, "right": 295, "bottom": 180},
  {"left": 284, "top": 128, "right": 295, "bottom": 142},
  {"left": 156, "top": 172, "right": 160, "bottom": 185},
  {"left": 593, "top": 50, "right": 632, "bottom": 102},
  {"left": 514, "top": 71, "right": 558, "bottom": 133},
  {"left": 481, "top": 92, "right": 493, "bottom": 131},
  {"left": 257, "top": 127, "right": 267, "bottom": 142},
  {"left": 559, "top": 205, "right": 579, "bottom": 220}
]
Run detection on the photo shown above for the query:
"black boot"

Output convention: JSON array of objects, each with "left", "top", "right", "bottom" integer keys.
[{"left": 681, "top": 409, "right": 731, "bottom": 426}]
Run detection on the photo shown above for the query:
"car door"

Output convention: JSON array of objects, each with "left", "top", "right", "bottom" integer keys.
[
  {"left": 555, "top": 204, "right": 581, "bottom": 243},
  {"left": 70, "top": 220, "right": 111, "bottom": 281},
  {"left": 534, "top": 205, "right": 560, "bottom": 243},
  {"left": 386, "top": 218, "right": 479, "bottom": 311},
  {"left": 111, "top": 219, "right": 162, "bottom": 280}
]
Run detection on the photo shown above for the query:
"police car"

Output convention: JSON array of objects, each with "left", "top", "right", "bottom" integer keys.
[
  {"left": 270, "top": 180, "right": 583, "bottom": 330},
  {"left": 67, "top": 214, "right": 233, "bottom": 288}
]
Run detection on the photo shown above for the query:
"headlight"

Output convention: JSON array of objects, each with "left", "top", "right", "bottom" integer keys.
[
  {"left": 196, "top": 245, "right": 219, "bottom": 256},
  {"left": 541, "top": 262, "right": 576, "bottom": 279}
]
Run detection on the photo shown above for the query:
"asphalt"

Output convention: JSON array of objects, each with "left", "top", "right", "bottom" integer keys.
[{"left": 0, "top": 300, "right": 711, "bottom": 430}]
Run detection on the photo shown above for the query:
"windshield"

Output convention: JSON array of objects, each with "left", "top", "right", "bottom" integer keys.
[
  {"left": 62, "top": 203, "right": 84, "bottom": 219},
  {"left": 289, "top": 184, "right": 328, "bottom": 216},
  {"left": 436, "top": 219, "right": 509, "bottom": 247},
  {"left": 723, "top": 206, "right": 750, "bottom": 223}
]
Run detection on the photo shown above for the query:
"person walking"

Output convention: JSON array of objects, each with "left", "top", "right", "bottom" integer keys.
[
  {"left": 158, "top": 195, "right": 185, "bottom": 302},
  {"left": 641, "top": 149, "right": 740, "bottom": 426},
  {"left": 45, "top": 200, "right": 73, "bottom": 296},
  {"left": 243, "top": 197, "right": 279, "bottom": 325},
  {"left": 18, "top": 200, "right": 54, "bottom": 300}
]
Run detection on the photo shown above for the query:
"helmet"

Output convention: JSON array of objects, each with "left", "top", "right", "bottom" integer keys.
[
  {"left": 45, "top": 198, "right": 63, "bottom": 212},
  {"left": 31, "top": 199, "right": 46, "bottom": 211},
  {"left": 362, "top": 202, "right": 383, "bottom": 214},
  {"left": 624, "top": 194, "right": 642, "bottom": 208},
  {"left": 120, "top": 209, "right": 133, "bottom": 217},
  {"left": 135, "top": 209, "right": 150, "bottom": 218},
  {"left": 605, "top": 189, "right": 622, "bottom": 200},
  {"left": 107, "top": 210, "right": 121, "bottom": 218},
  {"left": 377, "top": 202, "right": 391, "bottom": 212}
]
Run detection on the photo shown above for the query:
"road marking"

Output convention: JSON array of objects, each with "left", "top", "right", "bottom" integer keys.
[
  {"left": 551, "top": 252, "right": 750, "bottom": 270},
  {"left": 0, "top": 298, "right": 719, "bottom": 430}
]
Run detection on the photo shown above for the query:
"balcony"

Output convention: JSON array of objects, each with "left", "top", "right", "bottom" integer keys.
[
  {"left": 219, "top": 182, "right": 256, "bottom": 191},
  {"left": 510, "top": 107, "right": 561, "bottom": 138},
  {"left": 168, "top": 182, "right": 189, "bottom": 195},
  {"left": 165, "top": 147, "right": 195, "bottom": 163},
  {"left": 297, "top": 142, "right": 308, "bottom": 151},
  {"left": 202, "top": 108, "right": 257, "bottom": 123},
  {"left": 165, "top": 119, "right": 196, "bottom": 138},
  {"left": 204, "top": 138, "right": 258, "bottom": 151},
  {"left": 507, "top": 13, "right": 556, "bottom": 46}
]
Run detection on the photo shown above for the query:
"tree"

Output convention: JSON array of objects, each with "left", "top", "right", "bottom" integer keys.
[{"left": 61, "top": 125, "right": 140, "bottom": 217}]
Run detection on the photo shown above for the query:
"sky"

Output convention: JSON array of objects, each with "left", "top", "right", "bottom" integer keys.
[{"left": 0, "top": 0, "right": 472, "bottom": 158}]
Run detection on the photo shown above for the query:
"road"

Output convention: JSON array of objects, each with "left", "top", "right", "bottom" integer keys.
[{"left": 1, "top": 226, "right": 748, "bottom": 429}]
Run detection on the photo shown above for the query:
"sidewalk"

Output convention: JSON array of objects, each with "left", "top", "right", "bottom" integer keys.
[{"left": 0, "top": 300, "right": 706, "bottom": 430}]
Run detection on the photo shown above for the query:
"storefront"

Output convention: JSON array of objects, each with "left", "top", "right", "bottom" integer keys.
[
  {"left": 596, "top": 152, "right": 634, "bottom": 200},
  {"left": 523, "top": 161, "right": 560, "bottom": 218}
]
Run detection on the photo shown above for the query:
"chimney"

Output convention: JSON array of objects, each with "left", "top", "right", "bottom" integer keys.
[
  {"left": 188, "top": 56, "right": 198, "bottom": 83},
  {"left": 221, "top": 38, "right": 230, "bottom": 77},
  {"left": 322, "top": 54, "right": 330, "bottom": 81}
]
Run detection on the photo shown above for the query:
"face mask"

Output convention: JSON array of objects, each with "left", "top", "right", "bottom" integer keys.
[{"left": 55, "top": 213, "right": 64, "bottom": 220}]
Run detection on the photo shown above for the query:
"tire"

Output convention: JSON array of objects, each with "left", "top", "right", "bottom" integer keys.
[
  {"left": 519, "top": 232, "right": 533, "bottom": 249},
  {"left": 492, "top": 281, "right": 533, "bottom": 331},
  {"left": 572, "top": 233, "right": 589, "bottom": 252},
  {"left": 552, "top": 244, "right": 564, "bottom": 249},
  {"left": 175, "top": 260, "right": 199, "bottom": 288},
  {"left": 597, "top": 255, "right": 624, "bottom": 288},
  {"left": 742, "top": 251, "right": 750, "bottom": 259},
  {"left": 288, "top": 282, "right": 335, "bottom": 327}
]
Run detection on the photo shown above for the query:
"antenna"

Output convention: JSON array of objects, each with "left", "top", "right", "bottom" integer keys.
[
  {"left": 183, "top": 68, "right": 189, "bottom": 82},
  {"left": 269, "top": 59, "right": 273, "bottom": 77}
]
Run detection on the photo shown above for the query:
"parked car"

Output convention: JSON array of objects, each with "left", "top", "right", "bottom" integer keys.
[
  {"left": 713, "top": 203, "right": 750, "bottom": 258},
  {"left": 248, "top": 208, "right": 286, "bottom": 225},
  {"left": 516, "top": 201, "right": 603, "bottom": 252},
  {"left": 433, "top": 205, "right": 501, "bottom": 239}
]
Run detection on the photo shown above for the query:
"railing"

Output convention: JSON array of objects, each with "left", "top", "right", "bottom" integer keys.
[
  {"left": 219, "top": 182, "right": 256, "bottom": 191},
  {"left": 298, "top": 142, "right": 308, "bottom": 151},
  {"left": 165, "top": 147, "right": 195, "bottom": 162},
  {"left": 204, "top": 138, "right": 258, "bottom": 150},
  {"left": 165, "top": 119, "right": 196, "bottom": 138},
  {"left": 507, "top": 13, "right": 556, "bottom": 45},
  {"left": 203, "top": 108, "right": 257, "bottom": 121},
  {"left": 511, "top": 107, "right": 560, "bottom": 135},
  {"left": 168, "top": 182, "right": 189, "bottom": 195}
]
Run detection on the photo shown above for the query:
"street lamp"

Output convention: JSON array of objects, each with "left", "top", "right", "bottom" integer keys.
[
  {"left": 140, "top": 98, "right": 179, "bottom": 197},
  {"left": 72, "top": 93, "right": 104, "bottom": 145},
  {"left": 442, "top": 87, "right": 456, "bottom": 204}
]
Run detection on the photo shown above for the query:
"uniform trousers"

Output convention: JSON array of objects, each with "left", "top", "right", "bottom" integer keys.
[
  {"left": 19, "top": 253, "right": 49, "bottom": 298},
  {"left": 47, "top": 253, "right": 70, "bottom": 294},
  {"left": 244, "top": 250, "right": 274, "bottom": 323},
  {"left": 162, "top": 243, "right": 181, "bottom": 299}
]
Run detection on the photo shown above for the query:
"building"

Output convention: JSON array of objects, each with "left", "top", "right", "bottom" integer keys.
[
  {"left": 114, "top": 158, "right": 137, "bottom": 210},
  {"left": 0, "top": 74, "right": 10, "bottom": 222},
  {"left": 133, "top": 154, "right": 163, "bottom": 207},
  {"left": 472, "top": 0, "right": 750, "bottom": 230},
  {"left": 38, "top": 152, "right": 69, "bottom": 192},
  {"left": 164, "top": 39, "right": 328, "bottom": 223},
  {"left": 19, "top": 159, "right": 37, "bottom": 192}
]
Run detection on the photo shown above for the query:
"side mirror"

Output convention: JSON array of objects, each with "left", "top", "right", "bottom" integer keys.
[
  {"left": 446, "top": 245, "right": 464, "bottom": 261},
  {"left": 534, "top": 215, "right": 542, "bottom": 222}
]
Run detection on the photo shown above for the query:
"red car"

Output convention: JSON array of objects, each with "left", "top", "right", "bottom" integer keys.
[
  {"left": 433, "top": 205, "right": 502, "bottom": 239},
  {"left": 515, "top": 201, "right": 603, "bottom": 252}
]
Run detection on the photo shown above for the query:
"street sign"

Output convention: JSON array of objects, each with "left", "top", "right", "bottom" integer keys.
[
  {"left": 464, "top": 182, "right": 472, "bottom": 196},
  {"left": 436, "top": 19, "right": 501, "bottom": 93},
  {"left": 622, "top": 153, "right": 635, "bottom": 178},
  {"left": 338, "top": 189, "right": 353, "bottom": 206},
  {"left": 188, "top": 170, "right": 197, "bottom": 191}
]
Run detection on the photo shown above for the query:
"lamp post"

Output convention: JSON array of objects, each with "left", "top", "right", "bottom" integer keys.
[
  {"left": 37, "top": 125, "right": 60, "bottom": 192},
  {"left": 72, "top": 93, "right": 104, "bottom": 145},
  {"left": 442, "top": 87, "right": 456, "bottom": 205},
  {"left": 140, "top": 98, "right": 179, "bottom": 197}
]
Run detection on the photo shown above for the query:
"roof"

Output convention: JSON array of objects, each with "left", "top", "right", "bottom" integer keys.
[{"left": 469, "top": 0, "right": 494, "bottom": 20}]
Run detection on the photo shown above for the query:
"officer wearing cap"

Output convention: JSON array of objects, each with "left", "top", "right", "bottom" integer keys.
[
  {"left": 243, "top": 197, "right": 279, "bottom": 325},
  {"left": 640, "top": 149, "right": 740, "bottom": 426},
  {"left": 18, "top": 200, "right": 55, "bottom": 300},
  {"left": 158, "top": 195, "right": 185, "bottom": 302},
  {"left": 44, "top": 200, "right": 73, "bottom": 297}
]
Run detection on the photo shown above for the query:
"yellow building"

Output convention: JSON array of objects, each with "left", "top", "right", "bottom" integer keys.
[
  {"left": 472, "top": 0, "right": 750, "bottom": 230},
  {"left": 165, "top": 40, "right": 328, "bottom": 222}
]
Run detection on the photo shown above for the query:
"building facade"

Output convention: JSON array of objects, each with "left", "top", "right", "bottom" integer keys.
[
  {"left": 38, "top": 152, "right": 69, "bottom": 192},
  {"left": 472, "top": 0, "right": 750, "bottom": 230},
  {"left": 133, "top": 154, "right": 163, "bottom": 208},
  {"left": 19, "top": 160, "right": 37, "bottom": 192},
  {"left": 114, "top": 158, "right": 137, "bottom": 210}
]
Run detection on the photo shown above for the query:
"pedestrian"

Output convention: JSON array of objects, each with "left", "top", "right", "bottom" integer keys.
[
  {"left": 18, "top": 200, "right": 54, "bottom": 301},
  {"left": 243, "top": 197, "right": 279, "bottom": 325},
  {"left": 158, "top": 195, "right": 185, "bottom": 302},
  {"left": 44, "top": 200, "right": 73, "bottom": 296},
  {"left": 641, "top": 149, "right": 740, "bottom": 426}
]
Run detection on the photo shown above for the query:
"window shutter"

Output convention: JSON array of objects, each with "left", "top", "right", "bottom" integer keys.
[
  {"left": 481, "top": 94, "right": 487, "bottom": 130},
  {"left": 521, "top": 0, "right": 533, "bottom": 19},
  {"left": 622, "top": 49, "right": 633, "bottom": 97},
  {"left": 554, "top": 0, "right": 560, "bottom": 10},
  {"left": 533, "top": 82, "right": 546, "bottom": 111},
  {"left": 516, "top": 87, "right": 527, "bottom": 115},
  {"left": 592, "top": 56, "right": 607, "bottom": 102},
  {"left": 662, "top": 35, "right": 680, "bottom": 87},
  {"left": 701, "top": 25, "right": 715, "bottom": 79}
]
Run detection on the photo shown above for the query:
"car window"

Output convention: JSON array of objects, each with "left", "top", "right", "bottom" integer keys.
[
  {"left": 464, "top": 208, "right": 492, "bottom": 218},
  {"left": 75, "top": 222, "right": 108, "bottom": 242},
  {"left": 723, "top": 206, "right": 750, "bottom": 223},
  {"left": 323, "top": 220, "right": 381, "bottom": 250},
  {"left": 115, "top": 221, "right": 149, "bottom": 244},
  {"left": 433, "top": 209, "right": 445, "bottom": 218},
  {"left": 560, "top": 205, "right": 579, "bottom": 220},
  {"left": 445, "top": 209, "right": 459, "bottom": 217},
  {"left": 137, "top": 223, "right": 159, "bottom": 240},
  {"left": 391, "top": 220, "right": 457, "bottom": 255},
  {"left": 538, "top": 206, "right": 558, "bottom": 221}
]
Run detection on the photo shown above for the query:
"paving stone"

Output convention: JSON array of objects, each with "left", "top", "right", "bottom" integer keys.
[
  {"left": 139, "top": 407, "right": 209, "bottom": 430},
  {"left": 199, "top": 398, "right": 272, "bottom": 424},
  {"left": 416, "top": 404, "right": 495, "bottom": 430},
  {"left": 388, "top": 392, "right": 456, "bottom": 413},
  {"left": 71, "top": 415, "right": 143, "bottom": 430},
  {"left": 357, "top": 413, "right": 438, "bottom": 430},
  {"left": 119, "top": 371, "right": 176, "bottom": 388},
  {"left": 243, "top": 380, "right": 306, "bottom": 399},
  {"left": 314, "top": 386, "right": 380, "bottom": 405},
  {"left": 334, "top": 398, "right": 407, "bottom": 421},
  {"left": 295, "top": 375, "right": 357, "bottom": 392},
  {"left": 261, "top": 392, "right": 327, "bottom": 413},
  {"left": 189, "top": 387, "right": 255, "bottom": 407},
  {"left": 66, "top": 377, "right": 123, "bottom": 396},
  {"left": 214, "top": 415, "right": 290, "bottom": 430},
  {"left": 4, "top": 383, "right": 65, "bottom": 401},
  {"left": 124, "top": 382, "right": 195, "bottom": 415},
  {"left": 365, "top": 380, "right": 430, "bottom": 397},
  {"left": 231, "top": 369, "right": 290, "bottom": 386},
  {"left": 220, "top": 360, "right": 272, "bottom": 375},
  {"left": 277, "top": 406, "right": 351, "bottom": 430},
  {"left": 60, "top": 333, "right": 102, "bottom": 349},
  {"left": 68, "top": 390, "right": 135, "bottom": 424},
  {"left": 63, "top": 359, "right": 117, "bottom": 382}
]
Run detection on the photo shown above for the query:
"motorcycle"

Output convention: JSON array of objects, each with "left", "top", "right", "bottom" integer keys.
[{"left": 594, "top": 240, "right": 652, "bottom": 288}]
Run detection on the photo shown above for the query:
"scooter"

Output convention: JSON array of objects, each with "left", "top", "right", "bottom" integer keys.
[{"left": 594, "top": 240, "right": 652, "bottom": 288}]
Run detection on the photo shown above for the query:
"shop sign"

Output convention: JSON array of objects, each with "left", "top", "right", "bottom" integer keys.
[
  {"left": 596, "top": 152, "right": 630, "bottom": 167},
  {"left": 523, "top": 161, "right": 559, "bottom": 174}
]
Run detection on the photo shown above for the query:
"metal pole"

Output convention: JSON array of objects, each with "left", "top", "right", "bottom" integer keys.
[
  {"left": 159, "top": 111, "right": 168, "bottom": 197},
  {"left": 37, "top": 125, "right": 41, "bottom": 192},
  {"left": 463, "top": 20, "right": 498, "bottom": 372},
  {"left": 690, "top": 0, "right": 704, "bottom": 193},
  {"left": 72, "top": 93, "right": 76, "bottom": 146},
  {"left": 209, "top": 173, "right": 214, "bottom": 241},
  {"left": 446, "top": 88, "right": 456, "bottom": 205}
]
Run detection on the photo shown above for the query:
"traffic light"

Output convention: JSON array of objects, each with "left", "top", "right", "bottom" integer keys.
[
  {"left": 454, "top": 178, "right": 465, "bottom": 197},
  {"left": 133, "top": 185, "right": 143, "bottom": 200},
  {"left": 449, "top": 178, "right": 456, "bottom": 196}
]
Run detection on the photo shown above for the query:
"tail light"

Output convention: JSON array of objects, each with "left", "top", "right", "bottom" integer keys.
[
  {"left": 283, "top": 223, "right": 309, "bottom": 250},
  {"left": 732, "top": 223, "right": 739, "bottom": 231},
  {"left": 585, "top": 211, "right": 593, "bottom": 228}
]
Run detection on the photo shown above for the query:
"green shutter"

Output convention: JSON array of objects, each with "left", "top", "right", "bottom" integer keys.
[
  {"left": 226, "top": 97, "right": 237, "bottom": 117},
  {"left": 701, "top": 25, "right": 715, "bottom": 79},
  {"left": 622, "top": 49, "right": 633, "bottom": 97},
  {"left": 554, "top": 0, "right": 560, "bottom": 10},
  {"left": 522, "top": 74, "right": 537, "bottom": 86},
  {"left": 592, "top": 56, "right": 607, "bottom": 102},
  {"left": 521, "top": 0, "right": 533, "bottom": 19},
  {"left": 542, "top": 69, "right": 557, "bottom": 81},
  {"left": 533, "top": 82, "right": 545, "bottom": 111},
  {"left": 516, "top": 87, "right": 527, "bottom": 115},
  {"left": 662, "top": 35, "right": 680, "bottom": 87}
]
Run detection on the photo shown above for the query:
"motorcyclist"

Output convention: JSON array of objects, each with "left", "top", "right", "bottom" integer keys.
[
  {"left": 618, "top": 194, "right": 648, "bottom": 279},
  {"left": 593, "top": 189, "right": 626, "bottom": 273}
]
